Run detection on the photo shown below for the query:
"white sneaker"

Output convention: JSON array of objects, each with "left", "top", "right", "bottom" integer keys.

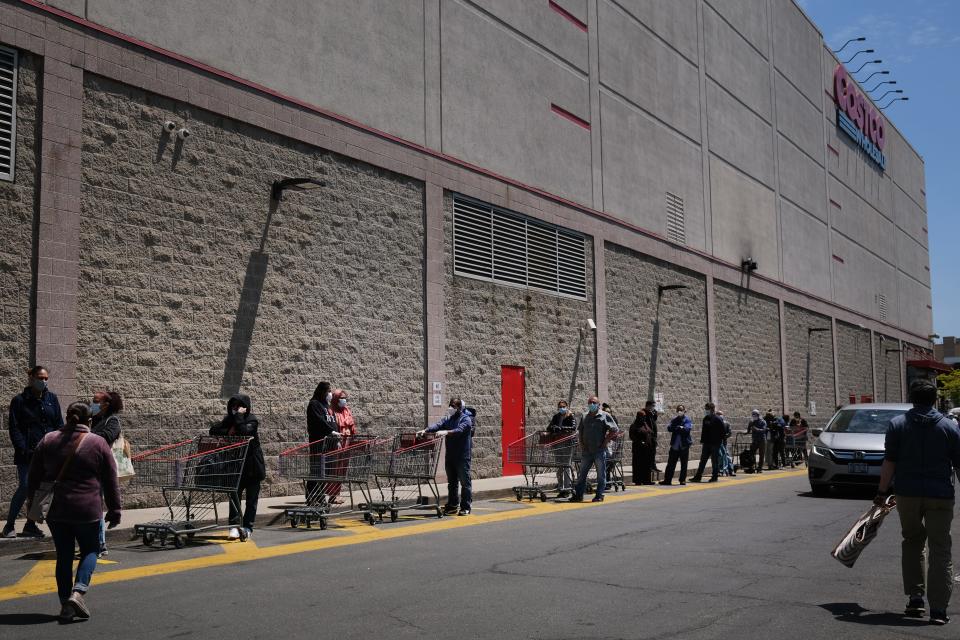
[
  {"left": 242, "top": 528, "right": 252, "bottom": 540},
  {"left": 227, "top": 527, "right": 240, "bottom": 540}
]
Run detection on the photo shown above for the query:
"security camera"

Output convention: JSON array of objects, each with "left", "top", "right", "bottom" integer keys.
[
  {"left": 586, "top": 319, "right": 597, "bottom": 331},
  {"left": 177, "top": 128, "right": 191, "bottom": 140},
  {"left": 163, "top": 121, "right": 177, "bottom": 133}
]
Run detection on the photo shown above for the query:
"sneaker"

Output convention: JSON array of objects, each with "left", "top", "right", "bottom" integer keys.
[
  {"left": 929, "top": 610, "right": 949, "bottom": 625},
  {"left": 457, "top": 509, "right": 470, "bottom": 516},
  {"left": 658, "top": 481, "right": 671, "bottom": 486},
  {"left": 678, "top": 481, "right": 686, "bottom": 485},
  {"left": 20, "top": 524, "right": 45, "bottom": 538},
  {"left": 67, "top": 591, "right": 90, "bottom": 620},
  {"left": 591, "top": 495, "right": 604, "bottom": 503},
  {"left": 905, "top": 595, "right": 925, "bottom": 618},
  {"left": 1, "top": 525, "right": 15, "bottom": 539},
  {"left": 442, "top": 505, "right": 460, "bottom": 515},
  {"left": 690, "top": 476, "right": 702, "bottom": 483},
  {"left": 227, "top": 527, "right": 240, "bottom": 540},
  {"left": 708, "top": 477, "right": 718, "bottom": 483},
  {"left": 58, "top": 603, "right": 73, "bottom": 622},
  {"left": 242, "top": 528, "right": 252, "bottom": 539},
  {"left": 568, "top": 495, "right": 584, "bottom": 503}
]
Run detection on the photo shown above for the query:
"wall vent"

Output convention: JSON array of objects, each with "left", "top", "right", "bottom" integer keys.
[
  {"left": 665, "top": 191, "right": 685, "bottom": 244},
  {"left": 453, "top": 195, "right": 587, "bottom": 300},
  {"left": 878, "top": 293, "right": 888, "bottom": 321},
  {"left": 0, "top": 46, "right": 17, "bottom": 182}
]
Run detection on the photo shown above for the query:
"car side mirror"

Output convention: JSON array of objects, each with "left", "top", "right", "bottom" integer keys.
[{"left": 811, "top": 428, "right": 823, "bottom": 437}]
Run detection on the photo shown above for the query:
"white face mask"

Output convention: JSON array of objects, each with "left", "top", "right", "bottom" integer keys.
[
  {"left": 446, "top": 406, "right": 457, "bottom": 418},
  {"left": 325, "top": 392, "right": 333, "bottom": 404},
  {"left": 338, "top": 398, "right": 347, "bottom": 409}
]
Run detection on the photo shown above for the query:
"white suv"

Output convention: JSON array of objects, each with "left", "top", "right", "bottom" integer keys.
[{"left": 807, "top": 403, "right": 911, "bottom": 496}]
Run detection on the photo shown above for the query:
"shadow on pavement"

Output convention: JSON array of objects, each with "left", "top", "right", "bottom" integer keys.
[
  {"left": 820, "top": 603, "right": 927, "bottom": 627},
  {"left": 0, "top": 613, "right": 59, "bottom": 625}
]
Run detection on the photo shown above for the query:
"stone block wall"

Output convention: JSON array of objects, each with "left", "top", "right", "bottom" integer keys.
[
  {"left": 714, "top": 281, "right": 783, "bottom": 429},
  {"left": 836, "top": 321, "right": 873, "bottom": 403},
  {"left": 783, "top": 304, "right": 834, "bottom": 428},
  {"left": 442, "top": 194, "right": 595, "bottom": 478},
  {"left": 74, "top": 74, "right": 425, "bottom": 502},
  {"left": 604, "top": 242, "right": 709, "bottom": 462},
  {"left": 875, "top": 333, "right": 903, "bottom": 403},
  {"left": 0, "top": 53, "right": 40, "bottom": 505}
]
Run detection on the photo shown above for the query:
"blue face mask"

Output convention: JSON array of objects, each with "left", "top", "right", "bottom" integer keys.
[
  {"left": 89, "top": 403, "right": 102, "bottom": 417},
  {"left": 558, "top": 407, "right": 568, "bottom": 415},
  {"left": 588, "top": 402, "right": 600, "bottom": 413},
  {"left": 31, "top": 378, "right": 47, "bottom": 393}
]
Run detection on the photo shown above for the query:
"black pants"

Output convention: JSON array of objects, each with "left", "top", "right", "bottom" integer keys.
[
  {"left": 750, "top": 441, "right": 767, "bottom": 472},
  {"left": 632, "top": 443, "right": 655, "bottom": 484},
  {"left": 663, "top": 448, "right": 689, "bottom": 484},
  {"left": 444, "top": 455, "right": 472, "bottom": 511},
  {"left": 229, "top": 476, "right": 261, "bottom": 530},
  {"left": 771, "top": 439, "right": 786, "bottom": 467},
  {"left": 693, "top": 444, "right": 720, "bottom": 480}
]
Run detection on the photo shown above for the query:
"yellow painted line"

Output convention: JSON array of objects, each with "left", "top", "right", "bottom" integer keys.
[{"left": 0, "top": 471, "right": 803, "bottom": 602}]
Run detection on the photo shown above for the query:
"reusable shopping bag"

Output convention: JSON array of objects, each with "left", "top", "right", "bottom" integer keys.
[
  {"left": 831, "top": 495, "right": 896, "bottom": 568},
  {"left": 113, "top": 433, "right": 136, "bottom": 479}
]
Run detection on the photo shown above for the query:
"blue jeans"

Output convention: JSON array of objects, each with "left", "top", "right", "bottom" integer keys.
[
  {"left": 444, "top": 456, "right": 472, "bottom": 510},
  {"left": 4, "top": 461, "right": 31, "bottom": 528},
  {"left": 48, "top": 520, "right": 100, "bottom": 604},
  {"left": 574, "top": 449, "right": 607, "bottom": 498}
]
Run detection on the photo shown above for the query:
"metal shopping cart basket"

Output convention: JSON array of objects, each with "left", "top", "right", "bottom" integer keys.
[
  {"left": 278, "top": 434, "right": 379, "bottom": 529},
  {"left": 604, "top": 432, "right": 627, "bottom": 492},
  {"left": 365, "top": 433, "right": 444, "bottom": 523},
  {"left": 732, "top": 431, "right": 755, "bottom": 473},
  {"left": 785, "top": 425, "right": 808, "bottom": 467},
  {"left": 507, "top": 431, "right": 577, "bottom": 501},
  {"left": 130, "top": 435, "right": 252, "bottom": 547}
]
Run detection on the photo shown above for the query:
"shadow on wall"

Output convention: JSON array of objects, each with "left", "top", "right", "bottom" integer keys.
[
  {"left": 219, "top": 195, "right": 278, "bottom": 399},
  {"left": 646, "top": 295, "right": 662, "bottom": 403}
]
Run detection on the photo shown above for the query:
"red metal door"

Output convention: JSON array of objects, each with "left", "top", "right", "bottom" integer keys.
[{"left": 501, "top": 366, "right": 525, "bottom": 476}]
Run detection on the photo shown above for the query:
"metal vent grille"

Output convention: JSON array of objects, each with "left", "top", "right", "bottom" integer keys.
[
  {"left": 0, "top": 46, "right": 17, "bottom": 182},
  {"left": 453, "top": 195, "right": 587, "bottom": 300},
  {"left": 666, "top": 191, "right": 685, "bottom": 244},
  {"left": 878, "top": 293, "right": 888, "bottom": 321}
]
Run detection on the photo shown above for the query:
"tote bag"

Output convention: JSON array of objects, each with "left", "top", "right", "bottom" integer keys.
[
  {"left": 831, "top": 495, "right": 896, "bottom": 568},
  {"left": 112, "top": 433, "right": 136, "bottom": 479}
]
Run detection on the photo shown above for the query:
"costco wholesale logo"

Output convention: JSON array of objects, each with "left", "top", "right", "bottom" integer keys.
[{"left": 833, "top": 65, "right": 887, "bottom": 170}]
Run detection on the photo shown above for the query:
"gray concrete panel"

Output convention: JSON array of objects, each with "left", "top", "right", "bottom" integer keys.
[
  {"left": 896, "top": 271, "right": 933, "bottom": 339},
  {"left": 830, "top": 231, "right": 898, "bottom": 324},
  {"left": 778, "top": 136, "right": 826, "bottom": 223},
  {"left": 784, "top": 304, "right": 835, "bottom": 428},
  {"left": 771, "top": 0, "right": 822, "bottom": 106},
  {"left": 473, "top": 0, "right": 589, "bottom": 72},
  {"left": 609, "top": 0, "right": 699, "bottom": 63},
  {"left": 883, "top": 125, "right": 926, "bottom": 209},
  {"left": 86, "top": 0, "right": 428, "bottom": 143},
  {"left": 895, "top": 229, "right": 931, "bottom": 288},
  {"left": 824, "top": 113, "right": 894, "bottom": 220},
  {"left": 600, "top": 92, "right": 706, "bottom": 250},
  {"left": 703, "top": 0, "right": 769, "bottom": 53},
  {"left": 440, "top": 0, "right": 593, "bottom": 205},
  {"left": 875, "top": 333, "right": 903, "bottom": 403},
  {"left": 703, "top": 4, "right": 771, "bottom": 121},
  {"left": 780, "top": 198, "right": 831, "bottom": 300},
  {"left": 828, "top": 175, "right": 896, "bottom": 260},
  {"left": 893, "top": 183, "right": 928, "bottom": 249},
  {"left": 707, "top": 80, "right": 774, "bottom": 187},
  {"left": 775, "top": 70, "right": 823, "bottom": 162},
  {"left": 709, "top": 156, "right": 778, "bottom": 278},
  {"left": 836, "top": 321, "right": 873, "bottom": 403},
  {"left": 598, "top": 0, "right": 701, "bottom": 142}
]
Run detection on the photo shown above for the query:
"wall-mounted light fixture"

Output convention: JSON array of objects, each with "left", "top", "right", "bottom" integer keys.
[
  {"left": 741, "top": 258, "right": 758, "bottom": 272},
  {"left": 271, "top": 177, "right": 326, "bottom": 202}
]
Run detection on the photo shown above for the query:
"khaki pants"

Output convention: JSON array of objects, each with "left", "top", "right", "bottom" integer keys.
[{"left": 896, "top": 495, "right": 955, "bottom": 610}]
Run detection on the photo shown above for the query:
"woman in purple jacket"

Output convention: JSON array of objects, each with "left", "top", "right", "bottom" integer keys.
[{"left": 27, "top": 401, "right": 122, "bottom": 622}]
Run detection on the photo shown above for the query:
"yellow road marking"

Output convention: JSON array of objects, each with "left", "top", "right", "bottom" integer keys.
[{"left": 0, "top": 471, "right": 803, "bottom": 602}]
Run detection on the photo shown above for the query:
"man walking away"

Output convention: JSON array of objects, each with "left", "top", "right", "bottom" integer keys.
[
  {"left": 747, "top": 410, "right": 768, "bottom": 473},
  {"left": 660, "top": 405, "right": 692, "bottom": 485},
  {"left": 570, "top": 396, "right": 619, "bottom": 503},
  {"left": 876, "top": 379, "right": 960, "bottom": 626},
  {"left": 419, "top": 398, "right": 474, "bottom": 516},
  {"left": 767, "top": 411, "right": 786, "bottom": 469},
  {"left": 691, "top": 403, "right": 725, "bottom": 483}
]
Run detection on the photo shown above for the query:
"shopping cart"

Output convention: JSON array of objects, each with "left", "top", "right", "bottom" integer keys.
[
  {"left": 731, "top": 431, "right": 755, "bottom": 473},
  {"left": 130, "top": 435, "right": 252, "bottom": 547},
  {"left": 507, "top": 431, "right": 578, "bottom": 501},
  {"left": 785, "top": 425, "right": 808, "bottom": 467},
  {"left": 604, "top": 432, "right": 627, "bottom": 492},
  {"left": 365, "top": 432, "right": 444, "bottom": 523},
  {"left": 278, "top": 434, "right": 379, "bottom": 529}
]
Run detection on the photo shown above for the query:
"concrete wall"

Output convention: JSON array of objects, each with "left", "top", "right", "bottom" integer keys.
[
  {"left": 31, "top": 0, "right": 930, "bottom": 340},
  {"left": 835, "top": 321, "right": 873, "bottom": 403},
  {"left": 783, "top": 304, "right": 834, "bottom": 428},
  {"left": 874, "top": 334, "right": 903, "bottom": 403}
]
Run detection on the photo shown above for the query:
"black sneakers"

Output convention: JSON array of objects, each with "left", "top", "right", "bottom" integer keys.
[
  {"left": 905, "top": 595, "right": 925, "bottom": 618},
  {"left": 929, "top": 609, "right": 949, "bottom": 625},
  {"left": 591, "top": 495, "right": 604, "bottom": 503}
]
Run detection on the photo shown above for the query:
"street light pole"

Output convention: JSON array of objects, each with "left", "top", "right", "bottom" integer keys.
[{"left": 833, "top": 36, "right": 866, "bottom": 54}]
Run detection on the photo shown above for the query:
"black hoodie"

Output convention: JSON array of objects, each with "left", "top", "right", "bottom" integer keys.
[{"left": 210, "top": 393, "right": 266, "bottom": 481}]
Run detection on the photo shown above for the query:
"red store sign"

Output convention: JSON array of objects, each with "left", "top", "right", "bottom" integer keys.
[{"left": 832, "top": 65, "right": 887, "bottom": 169}]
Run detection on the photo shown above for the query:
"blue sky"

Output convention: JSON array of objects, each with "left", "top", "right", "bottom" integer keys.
[{"left": 799, "top": 0, "right": 958, "bottom": 339}]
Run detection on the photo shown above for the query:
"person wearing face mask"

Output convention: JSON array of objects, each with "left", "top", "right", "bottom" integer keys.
[
  {"left": 547, "top": 400, "right": 576, "bottom": 495},
  {"left": 330, "top": 389, "right": 357, "bottom": 438},
  {"left": 418, "top": 398, "right": 475, "bottom": 515},
  {"left": 90, "top": 390, "right": 123, "bottom": 556},
  {"left": 210, "top": 394, "right": 265, "bottom": 540},
  {"left": 3, "top": 366, "right": 64, "bottom": 539},
  {"left": 306, "top": 382, "right": 339, "bottom": 502},
  {"left": 659, "top": 405, "right": 693, "bottom": 486},
  {"left": 747, "top": 409, "right": 768, "bottom": 473},
  {"left": 569, "top": 395, "right": 619, "bottom": 503},
  {"left": 629, "top": 408, "right": 656, "bottom": 485},
  {"left": 690, "top": 402, "right": 725, "bottom": 483}
]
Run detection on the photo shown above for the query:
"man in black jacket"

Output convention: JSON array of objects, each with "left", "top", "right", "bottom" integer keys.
[
  {"left": 691, "top": 402, "right": 725, "bottom": 483},
  {"left": 210, "top": 393, "right": 265, "bottom": 540}
]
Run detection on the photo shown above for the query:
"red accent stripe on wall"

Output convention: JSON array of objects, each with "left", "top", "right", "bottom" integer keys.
[
  {"left": 549, "top": 1, "right": 588, "bottom": 31},
  {"left": 829, "top": 199, "right": 842, "bottom": 209},
  {"left": 551, "top": 104, "right": 591, "bottom": 130},
  {"left": 832, "top": 255, "right": 845, "bottom": 264},
  {"left": 827, "top": 144, "right": 840, "bottom": 156}
]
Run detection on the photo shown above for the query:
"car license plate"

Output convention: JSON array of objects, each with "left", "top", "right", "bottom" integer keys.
[{"left": 848, "top": 463, "right": 869, "bottom": 474}]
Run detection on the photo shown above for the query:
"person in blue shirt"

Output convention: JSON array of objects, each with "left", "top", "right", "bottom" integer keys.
[
  {"left": 659, "top": 405, "right": 692, "bottom": 486},
  {"left": 747, "top": 409, "right": 768, "bottom": 473},
  {"left": 3, "top": 365, "right": 64, "bottom": 538},
  {"left": 876, "top": 379, "right": 960, "bottom": 626},
  {"left": 419, "top": 398, "right": 474, "bottom": 516}
]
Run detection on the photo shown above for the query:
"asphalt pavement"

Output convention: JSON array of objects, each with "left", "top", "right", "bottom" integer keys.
[{"left": 0, "top": 470, "right": 956, "bottom": 639}]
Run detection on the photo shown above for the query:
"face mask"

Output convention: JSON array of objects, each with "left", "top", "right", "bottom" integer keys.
[
  {"left": 588, "top": 402, "right": 600, "bottom": 413},
  {"left": 90, "top": 403, "right": 102, "bottom": 417},
  {"left": 558, "top": 407, "right": 568, "bottom": 414},
  {"left": 325, "top": 392, "right": 333, "bottom": 404},
  {"left": 31, "top": 378, "right": 47, "bottom": 393},
  {"left": 338, "top": 398, "right": 347, "bottom": 409},
  {"left": 677, "top": 411, "right": 684, "bottom": 416},
  {"left": 446, "top": 406, "right": 457, "bottom": 418}
]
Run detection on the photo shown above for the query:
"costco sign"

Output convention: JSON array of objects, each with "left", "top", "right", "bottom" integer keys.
[{"left": 833, "top": 65, "right": 886, "bottom": 170}]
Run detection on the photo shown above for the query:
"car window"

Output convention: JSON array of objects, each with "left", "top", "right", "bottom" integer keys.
[{"left": 825, "top": 409, "right": 906, "bottom": 434}]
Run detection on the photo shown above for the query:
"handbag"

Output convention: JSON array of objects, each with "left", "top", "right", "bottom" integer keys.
[
  {"left": 831, "top": 496, "right": 896, "bottom": 568},
  {"left": 27, "top": 432, "right": 87, "bottom": 524},
  {"left": 112, "top": 433, "right": 136, "bottom": 479}
]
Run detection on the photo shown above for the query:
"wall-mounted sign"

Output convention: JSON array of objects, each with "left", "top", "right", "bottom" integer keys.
[{"left": 833, "top": 65, "right": 887, "bottom": 171}]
